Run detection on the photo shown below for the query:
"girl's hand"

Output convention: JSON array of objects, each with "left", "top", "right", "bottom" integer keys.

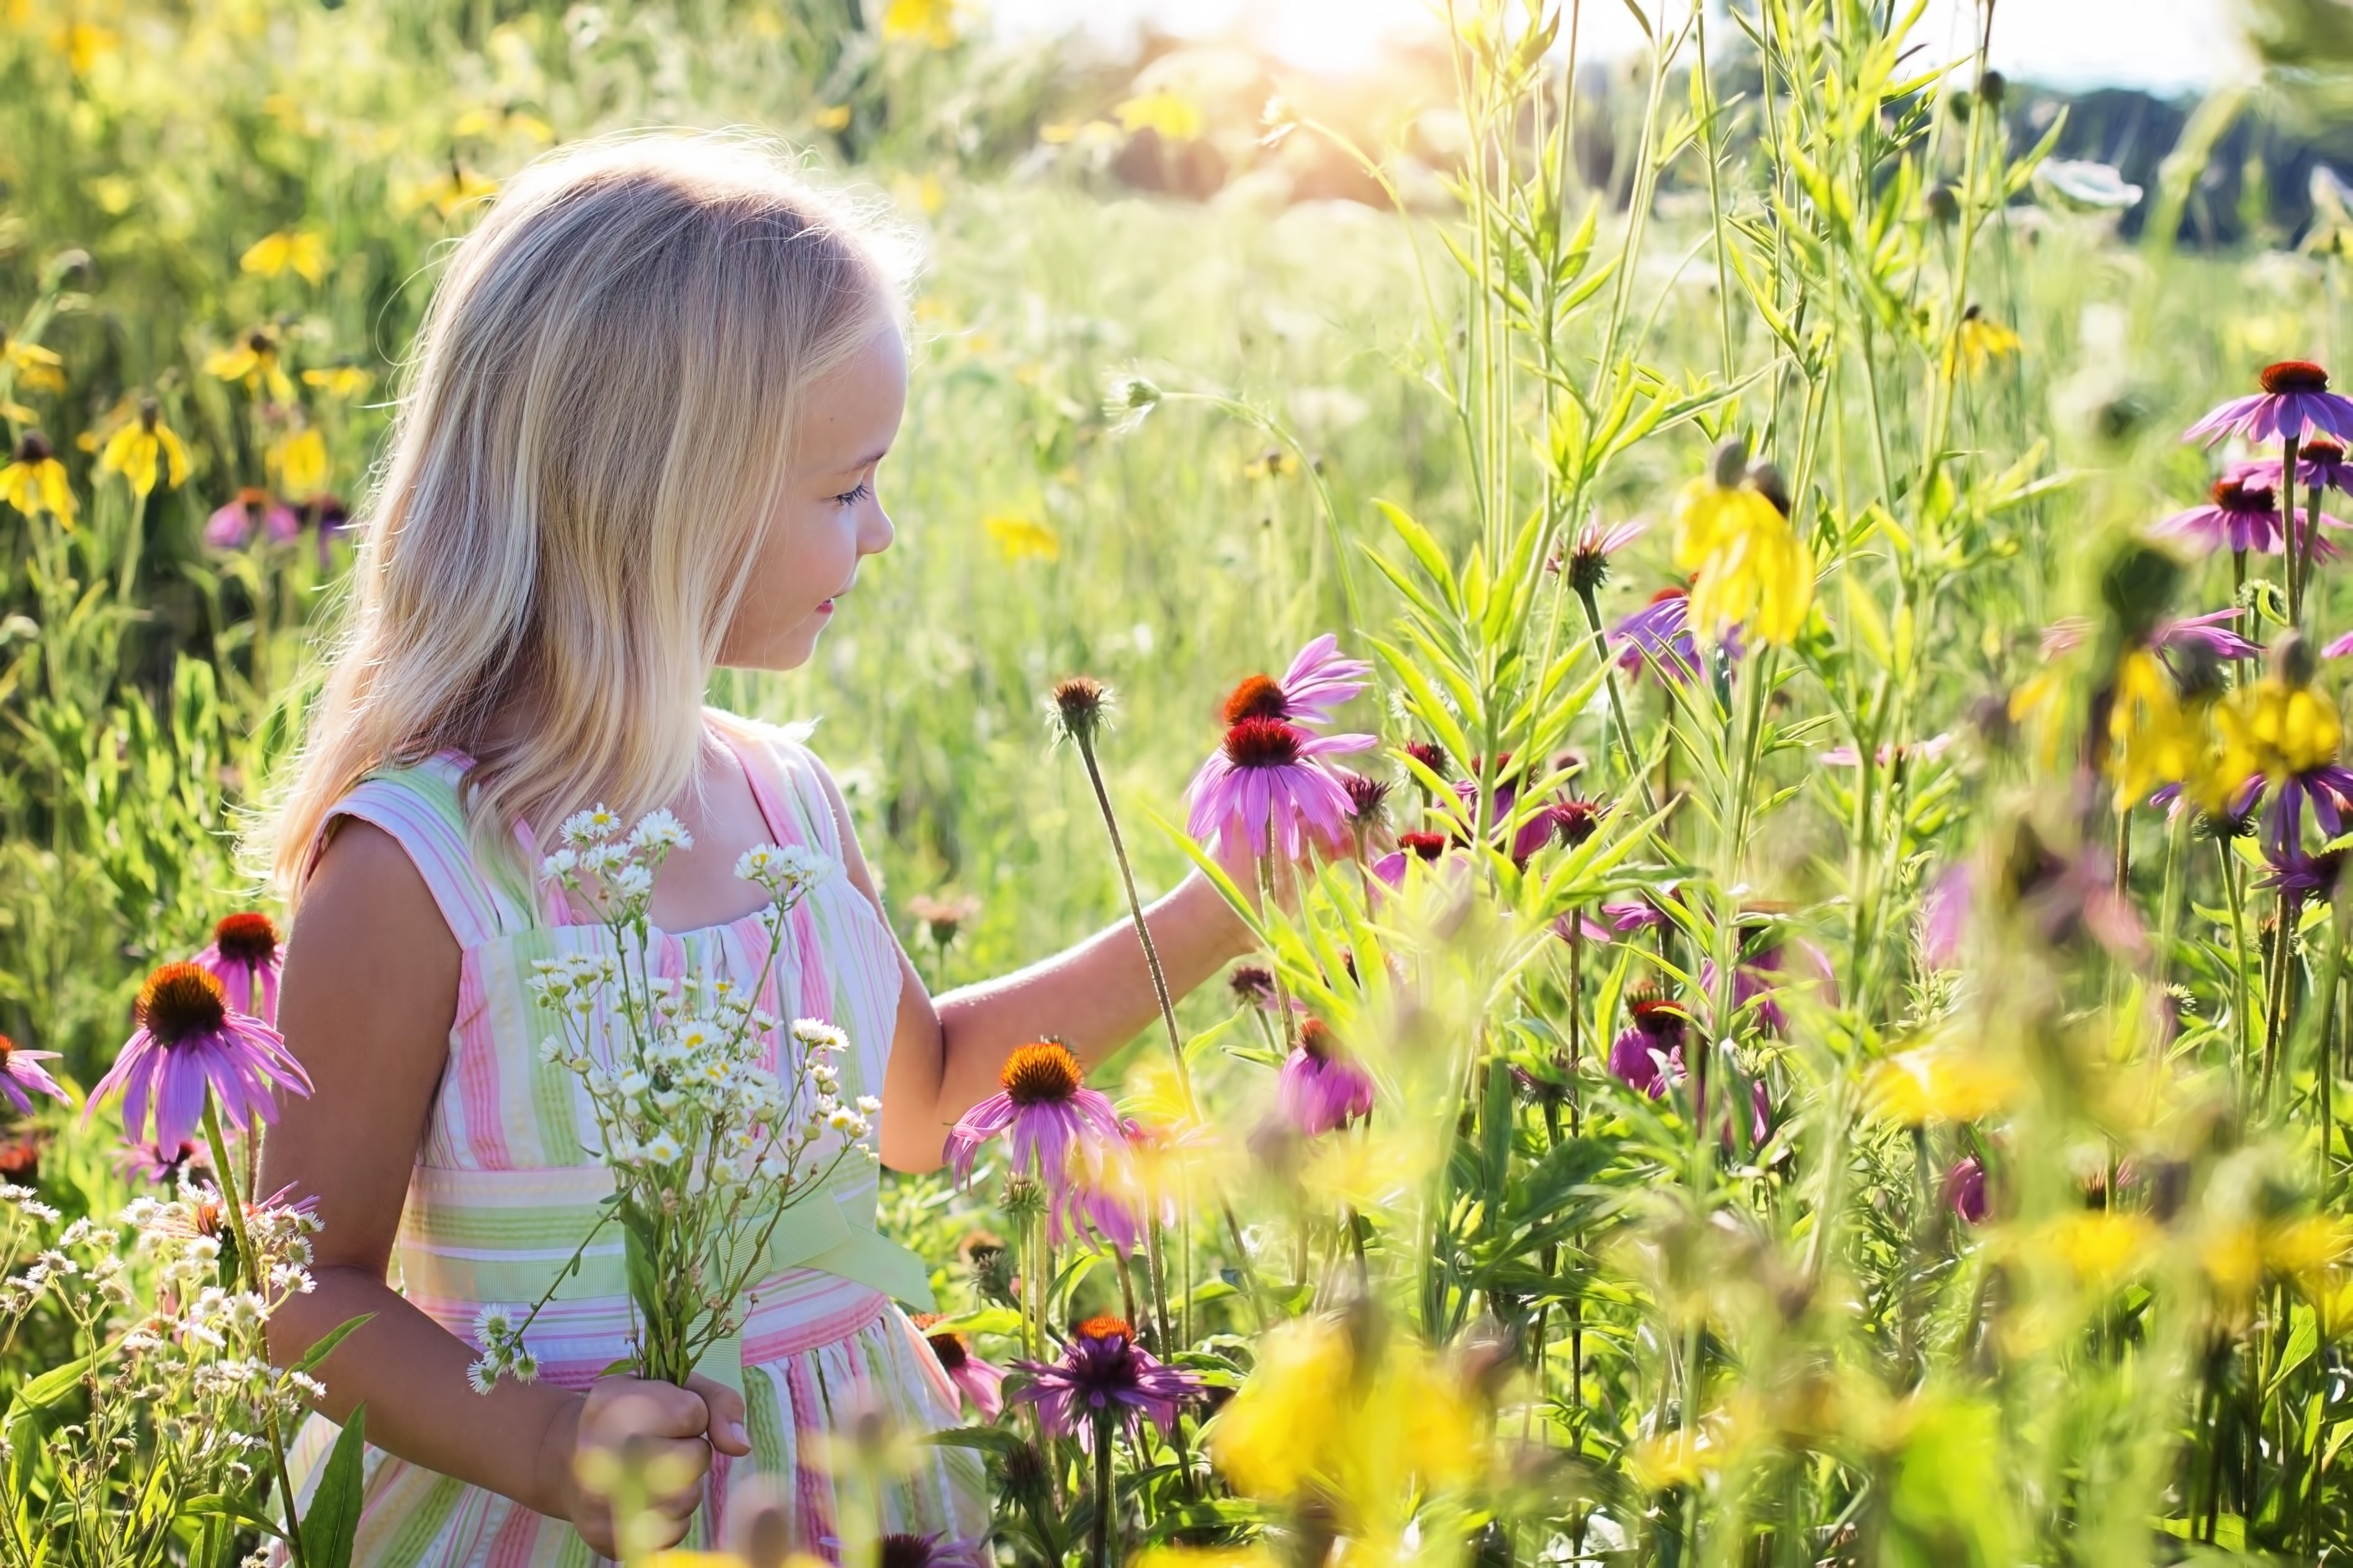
[{"left": 540, "top": 1372, "right": 752, "bottom": 1554}]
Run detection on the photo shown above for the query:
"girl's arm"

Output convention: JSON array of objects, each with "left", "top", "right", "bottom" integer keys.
[
  {"left": 813, "top": 766, "right": 1262, "bottom": 1171},
  {"left": 259, "top": 821, "right": 745, "bottom": 1555}
]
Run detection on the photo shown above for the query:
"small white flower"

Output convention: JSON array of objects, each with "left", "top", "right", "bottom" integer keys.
[
  {"left": 539, "top": 848, "right": 579, "bottom": 880},
  {"left": 643, "top": 1132, "right": 685, "bottom": 1164},
  {"left": 629, "top": 810, "right": 693, "bottom": 853},
  {"left": 467, "top": 1356, "right": 498, "bottom": 1396},
  {"left": 474, "top": 1304, "right": 516, "bottom": 1344},
  {"left": 560, "top": 805, "right": 623, "bottom": 846},
  {"left": 827, "top": 1107, "right": 869, "bottom": 1137},
  {"left": 855, "top": 1095, "right": 882, "bottom": 1114},
  {"left": 608, "top": 863, "right": 654, "bottom": 900},
  {"left": 791, "top": 1019, "right": 848, "bottom": 1055}
]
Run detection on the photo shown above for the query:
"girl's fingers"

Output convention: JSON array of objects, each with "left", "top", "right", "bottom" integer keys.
[{"left": 685, "top": 1372, "right": 752, "bottom": 1456}]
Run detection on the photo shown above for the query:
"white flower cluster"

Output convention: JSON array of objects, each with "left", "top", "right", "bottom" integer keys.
[
  {"left": 0, "top": 1176, "right": 331, "bottom": 1560},
  {"left": 485, "top": 808, "right": 876, "bottom": 1391}
]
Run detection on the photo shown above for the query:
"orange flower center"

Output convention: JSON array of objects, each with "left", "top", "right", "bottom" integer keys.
[
  {"left": 137, "top": 962, "right": 228, "bottom": 1044},
  {"left": 1221, "top": 674, "right": 1289, "bottom": 725},
  {"left": 1221, "top": 717, "right": 1305, "bottom": 769},
  {"left": 1000, "top": 1041, "right": 1083, "bottom": 1105},
  {"left": 2262, "top": 359, "right": 2331, "bottom": 394},
  {"left": 926, "top": 1332, "right": 970, "bottom": 1371},
  {"left": 1299, "top": 1018, "right": 1339, "bottom": 1063},
  {"left": 1075, "top": 1314, "right": 1133, "bottom": 1342},
  {"left": 2211, "top": 477, "right": 2277, "bottom": 514},
  {"left": 213, "top": 912, "right": 279, "bottom": 966}
]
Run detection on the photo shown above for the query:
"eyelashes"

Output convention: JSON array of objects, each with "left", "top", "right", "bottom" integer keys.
[{"left": 834, "top": 480, "right": 873, "bottom": 508}]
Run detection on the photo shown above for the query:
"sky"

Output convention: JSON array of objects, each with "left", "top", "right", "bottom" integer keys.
[{"left": 986, "top": 0, "right": 2252, "bottom": 95}]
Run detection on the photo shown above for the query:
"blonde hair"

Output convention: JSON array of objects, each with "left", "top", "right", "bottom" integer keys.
[{"left": 262, "top": 128, "right": 911, "bottom": 905}]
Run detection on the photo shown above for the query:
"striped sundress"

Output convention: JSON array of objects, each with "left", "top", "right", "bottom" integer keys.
[{"left": 278, "top": 707, "right": 986, "bottom": 1566}]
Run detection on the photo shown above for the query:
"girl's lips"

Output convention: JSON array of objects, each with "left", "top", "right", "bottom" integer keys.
[{"left": 817, "top": 598, "right": 835, "bottom": 614}]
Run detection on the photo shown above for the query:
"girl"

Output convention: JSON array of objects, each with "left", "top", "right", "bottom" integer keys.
[{"left": 259, "top": 130, "right": 1258, "bottom": 1563}]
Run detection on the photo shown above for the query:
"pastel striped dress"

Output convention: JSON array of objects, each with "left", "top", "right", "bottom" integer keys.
[{"left": 279, "top": 709, "right": 986, "bottom": 1566}]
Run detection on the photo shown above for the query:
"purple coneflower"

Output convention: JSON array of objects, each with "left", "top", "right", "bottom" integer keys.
[
  {"left": 944, "top": 1040, "right": 1126, "bottom": 1195},
  {"left": 1699, "top": 941, "right": 1838, "bottom": 1034},
  {"left": 2185, "top": 359, "right": 2353, "bottom": 447},
  {"left": 1275, "top": 1019, "right": 1375, "bottom": 1136},
  {"left": 2150, "top": 475, "right": 2342, "bottom": 556},
  {"left": 914, "top": 1319, "right": 1010, "bottom": 1420},
  {"left": 1609, "top": 997, "right": 1687, "bottom": 1098},
  {"left": 1560, "top": 516, "right": 1646, "bottom": 594},
  {"left": 1820, "top": 733, "right": 1955, "bottom": 768},
  {"left": 2233, "top": 434, "right": 2353, "bottom": 496},
  {"left": 1227, "top": 964, "right": 1279, "bottom": 1010},
  {"left": 0, "top": 1035, "right": 66, "bottom": 1117},
  {"left": 1218, "top": 634, "right": 1371, "bottom": 730},
  {"left": 1049, "top": 1172, "right": 1145, "bottom": 1251},
  {"left": 194, "top": 912, "right": 284, "bottom": 1026},
  {"left": 1012, "top": 1314, "right": 1201, "bottom": 1446},
  {"left": 1945, "top": 1155, "right": 1988, "bottom": 1224},
  {"left": 1613, "top": 588, "right": 1742, "bottom": 684},
  {"left": 1184, "top": 717, "right": 1375, "bottom": 861},
  {"left": 1601, "top": 897, "right": 1667, "bottom": 933},
  {"left": 877, "top": 1532, "right": 991, "bottom": 1568},
  {"left": 1401, "top": 740, "right": 1451, "bottom": 780},
  {"left": 1919, "top": 862, "right": 1972, "bottom": 969},
  {"left": 2041, "top": 610, "right": 2263, "bottom": 663},
  {"left": 89, "top": 962, "right": 312, "bottom": 1150},
  {"left": 203, "top": 488, "right": 300, "bottom": 549},
  {"left": 116, "top": 1138, "right": 207, "bottom": 1185},
  {"left": 1372, "top": 830, "right": 1451, "bottom": 888}
]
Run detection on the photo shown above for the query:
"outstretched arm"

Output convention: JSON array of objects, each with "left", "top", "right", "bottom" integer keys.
[{"left": 808, "top": 766, "right": 1259, "bottom": 1171}]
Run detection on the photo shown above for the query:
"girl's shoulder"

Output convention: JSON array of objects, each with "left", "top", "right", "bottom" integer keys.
[
  {"left": 703, "top": 707, "right": 853, "bottom": 857},
  {"left": 305, "top": 748, "right": 539, "bottom": 951}
]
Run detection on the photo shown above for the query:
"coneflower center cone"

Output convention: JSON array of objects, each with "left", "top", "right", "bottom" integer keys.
[
  {"left": 1221, "top": 717, "right": 1306, "bottom": 769},
  {"left": 137, "top": 962, "right": 229, "bottom": 1043},
  {"left": 2213, "top": 477, "right": 2278, "bottom": 514},
  {"left": 1000, "top": 1041, "right": 1084, "bottom": 1105},
  {"left": 2263, "top": 359, "right": 2332, "bottom": 395},
  {"left": 1221, "top": 675, "right": 1289, "bottom": 725},
  {"left": 213, "top": 912, "right": 279, "bottom": 966}
]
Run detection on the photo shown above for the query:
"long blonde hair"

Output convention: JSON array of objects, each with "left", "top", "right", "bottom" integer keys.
[{"left": 263, "top": 129, "right": 910, "bottom": 905}]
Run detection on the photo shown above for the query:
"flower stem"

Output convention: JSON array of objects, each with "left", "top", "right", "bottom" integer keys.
[
  {"left": 204, "top": 1101, "right": 311, "bottom": 1568},
  {"left": 1090, "top": 1412, "right": 1115, "bottom": 1568},
  {"left": 1073, "top": 731, "right": 1194, "bottom": 1108}
]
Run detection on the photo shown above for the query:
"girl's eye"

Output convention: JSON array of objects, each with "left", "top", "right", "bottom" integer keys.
[{"left": 834, "top": 480, "right": 873, "bottom": 508}]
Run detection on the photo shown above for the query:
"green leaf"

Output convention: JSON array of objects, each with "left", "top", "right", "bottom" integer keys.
[
  {"left": 292, "top": 1312, "right": 378, "bottom": 1377},
  {"left": 300, "top": 1403, "right": 369, "bottom": 1568}
]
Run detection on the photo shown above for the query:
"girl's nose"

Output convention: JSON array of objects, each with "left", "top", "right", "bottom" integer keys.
[{"left": 861, "top": 503, "right": 894, "bottom": 557}]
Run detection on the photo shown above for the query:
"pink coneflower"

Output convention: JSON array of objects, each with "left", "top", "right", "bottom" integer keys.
[
  {"left": 0, "top": 1034, "right": 66, "bottom": 1118},
  {"left": 2150, "top": 475, "right": 2343, "bottom": 556},
  {"left": 202, "top": 488, "right": 300, "bottom": 549},
  {"left": 1609, "top": 997, "right": 1687, "bottom": 1098},
  {"left": 2185, "top": 360, "right": 2353, "bottom": 447},
  {"left": 1945, "top": 1155, "right": 1988, "bottom": 1224},
  {"left": 1919, "top": 862, "right": 1972, "bottom": 970},
  {"left": 1613, "top": 588, "right": 1740, "bottom": 683},
  {"left": 1820, "top": 733, "right": 1955, "bottom": 768},
  {"left": 116, "top": 1138, "right": 208, "bottom": 1185},
  {"left": 1012, "top": 1314, "right": 1201, "bottom": 1446},
  {"left": 1184, "top": 717, "right": 1375, "bottom": 861},
  {"left": 193, "top": 912, "right": 284, "bottom": 1026},
  {"left": 1050, "top": 1172, "right": 1144, "bottom": 1252},
  {"left": 88, "top": 961, "right": 313, "bottom": 1151},
  {"left": 1401, "top": 740, "right": 1451, "bottom": 780},
  {"left": 1276, "top": 1019, "right": 1375, "bottom": 1136},
  {"left": 876, "top": 1533, "right": 990, "bottom": 1568},
  {"left": 914, "top": 1318, "right": 1010, "bottom": 1420},
  {"left": 1218, "top": 634, "right": 1372, "bottom": 730},
  {"left": 944, "top": 1040, "right": 1125, "bottom": 1195},
  {"left": 1698, "top": 941, "right": 1838, "bottom": 1034},
  {"left": 1559, "top": 516, "right": 1647, "bottom": 594},
  {"left": 1601, "top": 898, "right": 1667, "bottom": 933},
  {"left": 2042, "top": 611, "right": 2263, "bottom": 663},
  {"left": 1372, "top": 830, "right": 1450, "bottom": 888},
  {"left": 2233, "top": 434, "right": 2353, "bottom": 497}
]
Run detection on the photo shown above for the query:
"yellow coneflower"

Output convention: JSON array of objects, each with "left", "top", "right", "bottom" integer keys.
[
  {"left": 1242, "top": 446, "right": 1297, "bottom": 480},
  {"left": 1114, "top": 89, "right": 1206, "bottom": 143},
  {"left": 1, "top": 332, "right": 65, "bottom": 393},
  {"left": 1672, "top": 441, "right": 1815, "bottom": 645},
  {"left": 204, "top": 329, "right": 296, "bottom": 403},
  {"left": 0, "top": 431, "right": 75, "bottom": 528},
  {"left": 400, "top": 156, "right": 500, "bottom": 220},
  {"left": 2105, "top": 648, "right": 2206, "bottom": 809},
  {"left": 1946, "top": 302, "right": 2023, "bottom": 377},
  {"left": 2200, "top": 666, "right": 2342, "bottom": 810},
  {"left": 880, "top": 0, "right": 958, "bottom": 47},
  {"left": 450, "top": 104, "right": 555, "bottom": 145},
  {"left": 984, "top": 513, "right": 1060, "bottom": 562},
  {"left": 96, "top": 398, "right": 191, "bottom": 500},
  {"left": 238, "top": 230, "right": 330, "bottom": 285},
  {"left": 300, "top": 364, "right": 372, "bottom": 400},
  {"left": 267, "top": 426, "right": 330, "bottom": 496},
  {"left": 811, "top": 104, "right": 853, "bottom": 132}
]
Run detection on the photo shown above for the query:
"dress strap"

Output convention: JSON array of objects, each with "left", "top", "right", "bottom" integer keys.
[
  {"left": 706, "top": 710, "right": 842, "bottom": 862},
  {"left": 305, "top": 753, "right": 541, "bottom": 950}
]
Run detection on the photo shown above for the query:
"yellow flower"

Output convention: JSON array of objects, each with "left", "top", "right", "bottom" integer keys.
[
  {"left": 812, "top": 104, "right": 853, "bottom": 131},
  {"left": 1132, "top": 1550, "right": 1280, "bottom": 1568},
  {"left": 239, "top": 230, "right": 331, "bottom": 285},
  {"left": 1115, "top": 89, "right": 1206, "bottom": 143},
  {"left": 1208, "top": 1312, "right": 1480, "bottom": 1540},
  {"left": 401, "top": 159, "right": 500, "bottom": 219},
  {"left": 2105, "top": 649, "right": 2205, "bottom": 810},
  {"left": 2204, "top": 674, "right": 2341, "bottom": 806},
  {"left": 2043, "top": 1210, "right": 2159, "bottom": 1288},
  {"left": 50, "top": 20, "right": 116, "bottom": 73},
  {"left": 1945, "top": 303, "right": 2022, "bottom": 377},
  {"left": 1672, "top": 449, "right": 1814, "bottom": 646},
  {"left": 881, "top": 0, "right": 957, "bottom": 46},
  {"left": 0, "top": 431, "right": 76, "bottom": 529},
  {"left": 984, "top": 513, "right": 1060, "bottom": 562},
  {"left": 301, "top": 364, "right": 373, "bottom": 400},
  {"left": 451, "top": 104, "right": 556, "bottom": 144},
  {"left": 1863, "top": 1045, "right": 2020, "bottom": 1127},
  {"left": 269, "top": 428, "right": 330, "bottom": 496},
  {"left": 2, "top": 334, "right": 66, "bottom": 393},
  {"left": 205, "top": 330, "right": 297, "bottom": 403},
  {"left": 96, "top": 399, "right": 191, "bottom": 500},
  {"left": 1243, "top": 446, "right": 1298, "bottom": 480}
]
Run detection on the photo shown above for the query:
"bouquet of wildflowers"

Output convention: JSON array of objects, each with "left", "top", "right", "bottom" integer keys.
[{"left": 471, "top": 807, "right": 881, "bottom": 1391}]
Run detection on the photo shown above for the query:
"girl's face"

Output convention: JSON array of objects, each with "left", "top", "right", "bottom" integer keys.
[{"left": 719, "top": 321, "right": 907, "bottom": 672}]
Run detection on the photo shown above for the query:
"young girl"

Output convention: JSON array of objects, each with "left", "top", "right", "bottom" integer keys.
[{"left": 259, "top": 130, "right": 1257, "bottom": 1563}]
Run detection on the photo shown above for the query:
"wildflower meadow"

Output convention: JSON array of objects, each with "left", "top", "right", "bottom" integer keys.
[{"left": 13, "top": 0, "right": 2353, "bottom": 1564}]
